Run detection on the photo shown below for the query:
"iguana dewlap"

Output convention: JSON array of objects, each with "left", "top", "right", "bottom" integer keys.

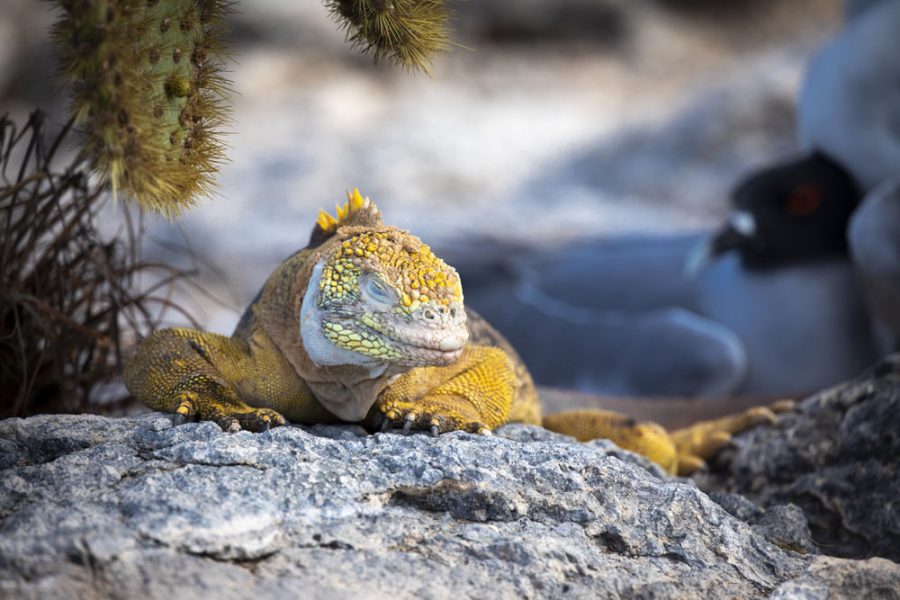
[{"left": 124, "top": 190, "right": 776, "bottom": 475}]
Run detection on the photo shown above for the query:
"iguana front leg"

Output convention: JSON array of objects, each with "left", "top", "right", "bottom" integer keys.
[
  {"left": 375, "top": 345, "right": 517, "bottom": 435},
  {"left": 123, "top": 328, "right": 291, "bottom": 431}
]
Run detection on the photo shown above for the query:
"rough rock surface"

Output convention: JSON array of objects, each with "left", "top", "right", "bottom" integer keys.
[
  {"left": 770, "top": 556, "right": 900, "bottom": 599},
  {"left": 697, "top": 354, "right": 900, "bottom": 562},
  {"left": 1, "top": 414, "right": 897, "bottom": 599},
  {"left": 710, "top": 493, "right": 819, "bottom": 556}
]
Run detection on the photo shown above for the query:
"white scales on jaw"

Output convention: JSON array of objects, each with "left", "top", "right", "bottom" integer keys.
[{"left": 300, "top": 260, "right": 390, "bottom": 375}]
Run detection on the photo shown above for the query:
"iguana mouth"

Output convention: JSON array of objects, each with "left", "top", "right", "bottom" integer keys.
[
  {"left": 399, "top": 345, "right": 464, "bottom": 366},
  {"left": 371, "top": 326, "right": 468, "bottom": 365},
  {"left": 395, "top": 339, "right": 465, "bottom": 364}
]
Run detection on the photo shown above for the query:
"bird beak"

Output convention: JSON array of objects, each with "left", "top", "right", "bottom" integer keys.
[{"left": 684, "top": 211, "right": 757, "bottom": 276}]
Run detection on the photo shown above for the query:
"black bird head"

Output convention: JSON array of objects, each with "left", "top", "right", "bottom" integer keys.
[{"left": 688, "top": 152, "right": 862, "bottom": 272}]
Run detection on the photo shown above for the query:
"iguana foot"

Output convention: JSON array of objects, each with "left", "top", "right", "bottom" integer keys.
[
  {"left": 169, "top": 389, "right": 287, "bottom": 432},
  {"left": 234, "top": 407, "right": 287, "bottom": 432},
  {"left": 670, "top": 400, "right": 791, "bottom": 475},
  {"left": 125, "top": 328, "right": 289, "bottom": 433},
  {"left": 375, "top": 346, "right": 515, "bottom": 436},
  {"left": 174, "top": 406, "right": 287, "bottom": 432},
  {"left": 542, "top": 400, "right": 794, "bottom": 476},
  {"left": 377, "top": 402, "right": 493, "bottom": 436}
]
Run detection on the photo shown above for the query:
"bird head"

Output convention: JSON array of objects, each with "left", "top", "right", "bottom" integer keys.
[{"left": 687, "top": 152, "right": 861, "bottom": 272}]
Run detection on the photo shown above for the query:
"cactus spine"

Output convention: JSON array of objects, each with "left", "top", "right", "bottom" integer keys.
[
  {"left": 327, "top": 0, "right": 450, "bottom": 72},
  {"left": 53, "top": 0, "right": 231, "bottom": 217},
  {"left": 52, "top": 0, "right": 450, "bottom": 216}
]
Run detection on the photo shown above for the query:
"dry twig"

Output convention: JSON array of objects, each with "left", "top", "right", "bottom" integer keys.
[{"left": 0, "top": 111, "right": 202, "bottom": 417}]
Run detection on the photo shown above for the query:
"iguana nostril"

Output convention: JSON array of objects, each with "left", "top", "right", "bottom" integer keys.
[{"left": 424, "top": 309, "right": 436, "bottom": 321}]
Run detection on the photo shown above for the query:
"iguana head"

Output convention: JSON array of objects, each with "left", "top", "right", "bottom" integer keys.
[{"left": 300, "top": 190, "right": 468, "bottom": 370}]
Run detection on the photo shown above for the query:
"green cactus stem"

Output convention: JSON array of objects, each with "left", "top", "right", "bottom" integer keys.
[
  {"left": 326, "top": 0, "right": 451, "bottom": 72},
  {"left": 52, "top": 0, "right": 232, "bottom": 217}
]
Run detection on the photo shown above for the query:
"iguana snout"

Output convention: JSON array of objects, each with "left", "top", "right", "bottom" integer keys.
[{"left": 375, "top": 299, "right": 469, "bottom": 365}]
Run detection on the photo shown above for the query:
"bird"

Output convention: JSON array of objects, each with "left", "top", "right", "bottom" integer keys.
[
  {"left": 849, "top": 179, "right": 900, "bottom": 352},
  {"left": 700, "top": 0, "right": 900, "bottom": 352},
  {"left": 686, "top": 152, "right": 860, "bottom": 271},
  {"left": 799, "top": 0, "right": 900, "bottom": 197},
  {"left": 454, "top": 226, "right": 877, "bottom": 399},
  {"left": 453, "top": 236, "right": 749, "bottom": 398},
  {"left": 804, "top": 0, "right": 900, "bottom": 352},
  {"left": 456, "top": 0, "right": 898, "bottom": 399}
]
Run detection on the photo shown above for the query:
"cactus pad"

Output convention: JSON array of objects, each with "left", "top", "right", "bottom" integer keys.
[{"left": 52, "top": 0, "right": 232, "bottom": 216}]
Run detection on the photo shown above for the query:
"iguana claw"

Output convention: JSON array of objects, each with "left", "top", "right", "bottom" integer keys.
[
  {"left": 222, "top": 418, "right": 241, "bottom": 433},
  {"left": 403, "top": 413, "right": 417, "bottom": 433},
  {"left": 172, "top": 394, "right": 197, "bottom": 426}
]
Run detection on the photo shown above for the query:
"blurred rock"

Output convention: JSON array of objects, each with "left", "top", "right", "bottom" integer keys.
[
  {"left": 0, "top": 0, "right": 58, "bottom": 113},
  {"left": 770, "top": 556, "right": 900, "bottom": 599},
  {"left": 452, "top": 0, "right": 628, "bottom": 46},
  {"left": 754, "top": 504, "right": 819, "bottom": 556},
  {"left": 1, "top": 412, "right": 883, "bottom": 599},
  {"left": 696, "top": 353, "right": 900, "bottom": 561},
  {"left": 453, "top": 0, "right": 841, "bottom": 51},
  {"left": 711, "top": 493, "right": 819, "bottom": 555}
]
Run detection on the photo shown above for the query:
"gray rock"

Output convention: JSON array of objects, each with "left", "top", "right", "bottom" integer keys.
[
  {"left": 709, "top": 494, "right": 818, "bottom": 555},
  {"left": 697, "top": 353, "right": 900, "bottom": 561},
  {"left": 753, "top": 504, "right": 819, "bottom": 556},
  {"left": 770, "top": 556, "right": 900, "bottom": 600},
  {"left": 0, "top": 413, "right": 895, "bottom": 599}
]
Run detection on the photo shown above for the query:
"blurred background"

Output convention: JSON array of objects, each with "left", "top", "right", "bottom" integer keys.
[{"left": 5, "top": 0, "right": 872, "bottom": 410}]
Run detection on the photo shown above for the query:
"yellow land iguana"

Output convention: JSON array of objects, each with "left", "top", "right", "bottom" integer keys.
[{"left": 124, "top": 190, "right": 777, "bottom": 475}]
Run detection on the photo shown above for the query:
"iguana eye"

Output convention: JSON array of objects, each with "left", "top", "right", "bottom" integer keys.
[{"left": 363, "top": 276, "right": 395, "bottom": 306}]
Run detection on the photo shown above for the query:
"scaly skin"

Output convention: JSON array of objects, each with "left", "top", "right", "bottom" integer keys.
[{"left": 124, "top": 190, "right": 776, "bottom": 475}]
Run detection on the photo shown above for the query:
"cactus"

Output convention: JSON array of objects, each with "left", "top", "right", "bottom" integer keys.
[
  {"left": 51, "top": 0, "right": 450, "bottom": 217},
  {"left": 52, "top": 0, "right": 231, "bottom": 217},
  {"left": 326, "top": 0, "right": 450, "bottom": 72}
]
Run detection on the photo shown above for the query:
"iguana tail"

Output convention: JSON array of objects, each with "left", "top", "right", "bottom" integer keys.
[
  {"left": 542, "top": 403, "right": 787, "bottom": 476},
  {"left": 542, "top": 410, "right": 679, "bottom": 474}
]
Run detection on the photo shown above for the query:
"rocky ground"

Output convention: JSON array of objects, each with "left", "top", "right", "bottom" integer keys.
[
  {"left": 697, "top": 354, "right": 900, "bottom": 562},
  {"left": 2, "top": 356, "right": 900, "bottom": 598},
  {"left": 3, "top": 3, "right": 898, "bottom": 597}
]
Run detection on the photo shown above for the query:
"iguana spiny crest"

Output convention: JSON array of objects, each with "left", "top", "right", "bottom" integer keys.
[{"left": 300, "top": 189, "right": 467, "bottom": 369}]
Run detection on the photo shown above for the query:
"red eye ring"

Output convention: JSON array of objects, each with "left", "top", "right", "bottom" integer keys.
[{"left": 787, "top": 183, "right": 822, "bottom": 216}]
